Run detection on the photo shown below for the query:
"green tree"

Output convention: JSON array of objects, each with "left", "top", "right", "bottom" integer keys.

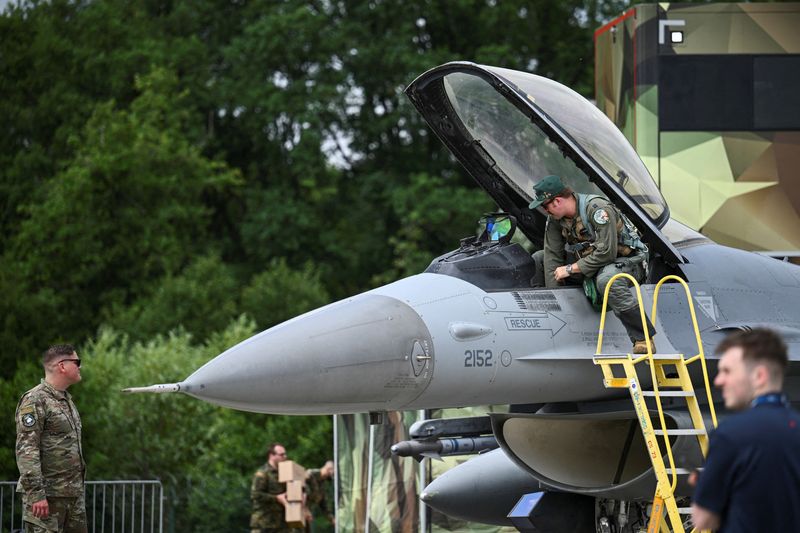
[
  {"left": 0, "top": 68, "right": 241, "bottom": 373},
  {"left": 241, "top": 258, "right": 330, "bottom": 330},
  {"left": 103, "top": 254, "right": 240, "bottom": 342}
]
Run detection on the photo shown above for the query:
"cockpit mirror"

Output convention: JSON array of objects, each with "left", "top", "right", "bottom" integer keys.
[{"left": 478, "top": 213, "right": 516, "bottom": 244}]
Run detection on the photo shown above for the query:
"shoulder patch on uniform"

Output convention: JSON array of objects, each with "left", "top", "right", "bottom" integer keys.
[
  {"left": 19, "top": 405, "right": 35, "bottom": 416},
  {"left": 21, "top": 413, "right": 36, "bottom": 427},
  {"left": 593, "top": 209, "right": 610, "bottom": 225}
]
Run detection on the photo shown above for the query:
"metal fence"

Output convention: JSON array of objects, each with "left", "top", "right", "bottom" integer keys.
[{"left": 1, "top": 480, "right": 163, "bottom": 533}]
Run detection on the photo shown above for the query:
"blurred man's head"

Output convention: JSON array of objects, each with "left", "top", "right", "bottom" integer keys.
[
  {"left": 714, "top": 328, "right": 788, "bottom": 411},
  {"left": 267, "top": 442, "right": 287, "bottom": 467}
]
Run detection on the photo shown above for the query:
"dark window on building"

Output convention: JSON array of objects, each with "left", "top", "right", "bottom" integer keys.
[
  {"left": 659, "top": 55, "right": 800, "bottom": 131},
  {"left": 754, "top": 56, "right": 800, "bottom": 130}
]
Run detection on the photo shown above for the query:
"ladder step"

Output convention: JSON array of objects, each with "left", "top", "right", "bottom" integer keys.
[
  {"left": 665, "top": 467, "right": 704, "bottom": 475},
  {"left": 649, "top": 354, "right": 684, "bottom": 360},
  {"left": 641, "top": 390, "right": 695, "bottom": 397},
  {"left": 677, "top": 507, "right": 693, "bottom": 514},
  {"left": 653, "top": 428, "right": 706, "bottom": 436},
  {"left": 603, "top": 378, "right": 630, "bottom": 388},
  {"left": 594, "top": 353, "right": 685, "bottom": 360},
  {"left": 665, "top": 468, "right": 691, "bottom": 474},
  {"left": 595, "top": 353, "right": 687, "bottom": 361}
]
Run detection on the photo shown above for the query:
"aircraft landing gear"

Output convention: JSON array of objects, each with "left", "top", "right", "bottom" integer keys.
[{"left": 595, "top": 499, "right": 650, "bottom": 533}]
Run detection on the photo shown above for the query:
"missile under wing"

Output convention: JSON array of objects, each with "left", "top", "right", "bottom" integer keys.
[{"left": 126, "top": 62, "right": 800, "bottom": 528}]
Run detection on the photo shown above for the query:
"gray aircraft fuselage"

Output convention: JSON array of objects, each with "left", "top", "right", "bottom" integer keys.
[
  {"left": 128, "top": 235, "right": 800, "bottom": 413},
  {"left": 125, "top": 61, "right": 800, "bottom": 528}
]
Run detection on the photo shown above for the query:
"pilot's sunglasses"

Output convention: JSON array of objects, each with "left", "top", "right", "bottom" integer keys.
[{"left": 59, "top": 358, "right": 81, "bottom": 367}]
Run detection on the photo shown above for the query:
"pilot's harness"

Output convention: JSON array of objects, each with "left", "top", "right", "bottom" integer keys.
[{"left": 566, "top": 194, "right": 649, "bottom": 310}]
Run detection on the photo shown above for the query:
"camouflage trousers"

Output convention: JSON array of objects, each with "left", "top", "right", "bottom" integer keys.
[
  {"left": 22, "top": 495, "right": 87, "bottom": 533},
  {"left": 532, "top": 250, "right": 645, "bottom": 311},
  {"left": 594, "top": 260, "right": 646, "bottom": 314},
  {"left": 532, "top": 251, "right": 654, "bottom": 341}
]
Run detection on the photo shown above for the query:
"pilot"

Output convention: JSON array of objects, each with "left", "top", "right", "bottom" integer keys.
[{"left": 529, "top": 175, "right": 656, "bottom": 354}]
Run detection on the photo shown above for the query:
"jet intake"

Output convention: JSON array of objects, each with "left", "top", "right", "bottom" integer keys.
[{"left": 491, "top": 409, "right": 705, "bottom": 500}]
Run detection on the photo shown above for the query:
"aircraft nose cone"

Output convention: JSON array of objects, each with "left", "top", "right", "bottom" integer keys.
[{"left": 180, "top": 293, "right": 434, "bottom": 414}]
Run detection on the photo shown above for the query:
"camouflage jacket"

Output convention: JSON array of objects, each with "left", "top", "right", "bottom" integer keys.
[
  {"left": 542, "top": 195, "right": 621, "bottom": 286},
  {"left": 305, "top": 469, "right": 332, "bottom": 520},
  {"left": 250, "top": 462, "right": 290, "bottom": 530},
  {"left": 15, "top": 379, "right": 86, "bottom": 502}
]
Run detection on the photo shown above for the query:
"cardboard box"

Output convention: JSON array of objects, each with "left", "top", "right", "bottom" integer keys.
[
  {"left": 278, "top": 460, "right": 305, "bottom": 482},
  {"left": 286, "top": 479, "right": 304, "bottom": 502},
  {"left": 285, "top": 501, "right": 306, "bottom": 528}
]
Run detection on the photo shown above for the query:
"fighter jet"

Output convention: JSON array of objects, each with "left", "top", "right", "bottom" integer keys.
[{"left": 125, "top": 62, "right": 800, "bottom": 530}]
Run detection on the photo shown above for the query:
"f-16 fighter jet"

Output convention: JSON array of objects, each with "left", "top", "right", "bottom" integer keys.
[{"left": 126, "top": 62, "right": 800, "bottom": 531}]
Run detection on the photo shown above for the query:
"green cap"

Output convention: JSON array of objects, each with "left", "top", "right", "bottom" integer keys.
[{"left": 528, "top": 175, "right": 566, "bottom": 209}]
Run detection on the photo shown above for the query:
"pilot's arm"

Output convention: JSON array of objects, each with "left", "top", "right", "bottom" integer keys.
[
  {"left": 576, "top": 200, "right": 618, "bottom": 278},
  {"left": 542, "top": 218, "right": 566, "bottom": 288}
]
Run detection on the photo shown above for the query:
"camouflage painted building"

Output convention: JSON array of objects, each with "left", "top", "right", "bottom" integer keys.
[
  {"left": 595, "top": 2, "right": 800, "bottom": 251},
  {"left": 335, "top": 408, "right": 515, "bottom": 533}
]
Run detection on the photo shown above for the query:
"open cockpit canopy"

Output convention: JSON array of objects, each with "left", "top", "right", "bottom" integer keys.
[{"left": 405, "top": 62, "right": 682, "bottom": 264}]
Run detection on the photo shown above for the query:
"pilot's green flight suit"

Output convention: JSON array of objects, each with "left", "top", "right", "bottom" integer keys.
[{"left": 533, "top": 193, "right": 656, "bottom": 350}]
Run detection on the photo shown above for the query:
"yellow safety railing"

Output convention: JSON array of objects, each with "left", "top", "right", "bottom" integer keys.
[
  {"left": 651, "top": 275, "right": 718, "bottom": 433},
  {"left": 595, "top": 273, "right": 680, "bottom": 493},
  {"left": 595, "top": 273, "right": 718, "bottom": 533}
]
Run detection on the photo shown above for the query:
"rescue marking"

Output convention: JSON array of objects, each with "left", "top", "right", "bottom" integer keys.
[
  {"left": 504, "top": 314, "right": 566, "bottom": 337},
  {"left": 505, "top": 317, "right": 543, "bottom": 330}
]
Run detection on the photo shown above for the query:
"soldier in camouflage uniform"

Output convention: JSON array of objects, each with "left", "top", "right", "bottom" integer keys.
[
  {"left": 251, "top": 442, "right": 292, "bottom": 533},
  {"left": 15, "top": 344, "right": 87, "bottom": 533},
  {"left": 305, "top": 461, "right": 334, "bottom": 531},
  {"left": 530, "top": 175, "right": 656, "bottom": 354}
]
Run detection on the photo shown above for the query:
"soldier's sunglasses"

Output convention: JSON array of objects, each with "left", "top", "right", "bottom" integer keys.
[{"left": 59, "top": 358, "right": 81, "bottom": 367}]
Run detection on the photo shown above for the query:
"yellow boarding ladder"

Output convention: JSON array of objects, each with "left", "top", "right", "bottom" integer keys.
[{"left": 592, "top": 274, "right": 718, "bottom": 533}]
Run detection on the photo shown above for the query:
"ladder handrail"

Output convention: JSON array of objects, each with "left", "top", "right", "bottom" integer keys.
[
  {"left": 595, "top": 273, "right": 718, "bottom": 532},
  {"left": 595, "top": 272, "right": 654, "bottom": 356},
  {"left": 651, "top": 275, "right": 718, "bottom": 430},
  {"left": 595, "top": 272, "right": 678, "bottom": 492}
]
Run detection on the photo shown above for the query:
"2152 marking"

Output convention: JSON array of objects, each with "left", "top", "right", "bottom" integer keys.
[{"left": 464, "top": 349, "right": 493, "bottom": 367}]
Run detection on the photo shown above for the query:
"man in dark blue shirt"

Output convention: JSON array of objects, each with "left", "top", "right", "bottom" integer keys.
[{"left": 692, "top": 328, "right": 800, "bottom": 532}]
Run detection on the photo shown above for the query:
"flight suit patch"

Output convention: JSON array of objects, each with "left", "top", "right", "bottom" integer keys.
[
  {"left": 593, "top": 209, "right": 609, "bottom": 225},
  {"left": 22, "top": 413, "right": 36, "bottom": 427}
]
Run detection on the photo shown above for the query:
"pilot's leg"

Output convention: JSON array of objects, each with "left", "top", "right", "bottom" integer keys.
[
  {"left": 595, "top": 262, "right": 656, "bottom": 354},
  {"left": 531, "top": 250, "right": 545, "bottom": 288}
]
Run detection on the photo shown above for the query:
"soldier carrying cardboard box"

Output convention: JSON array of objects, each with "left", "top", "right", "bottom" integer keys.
[{"left": 250, "top": 442, "right": 292, "bottom": 533}]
